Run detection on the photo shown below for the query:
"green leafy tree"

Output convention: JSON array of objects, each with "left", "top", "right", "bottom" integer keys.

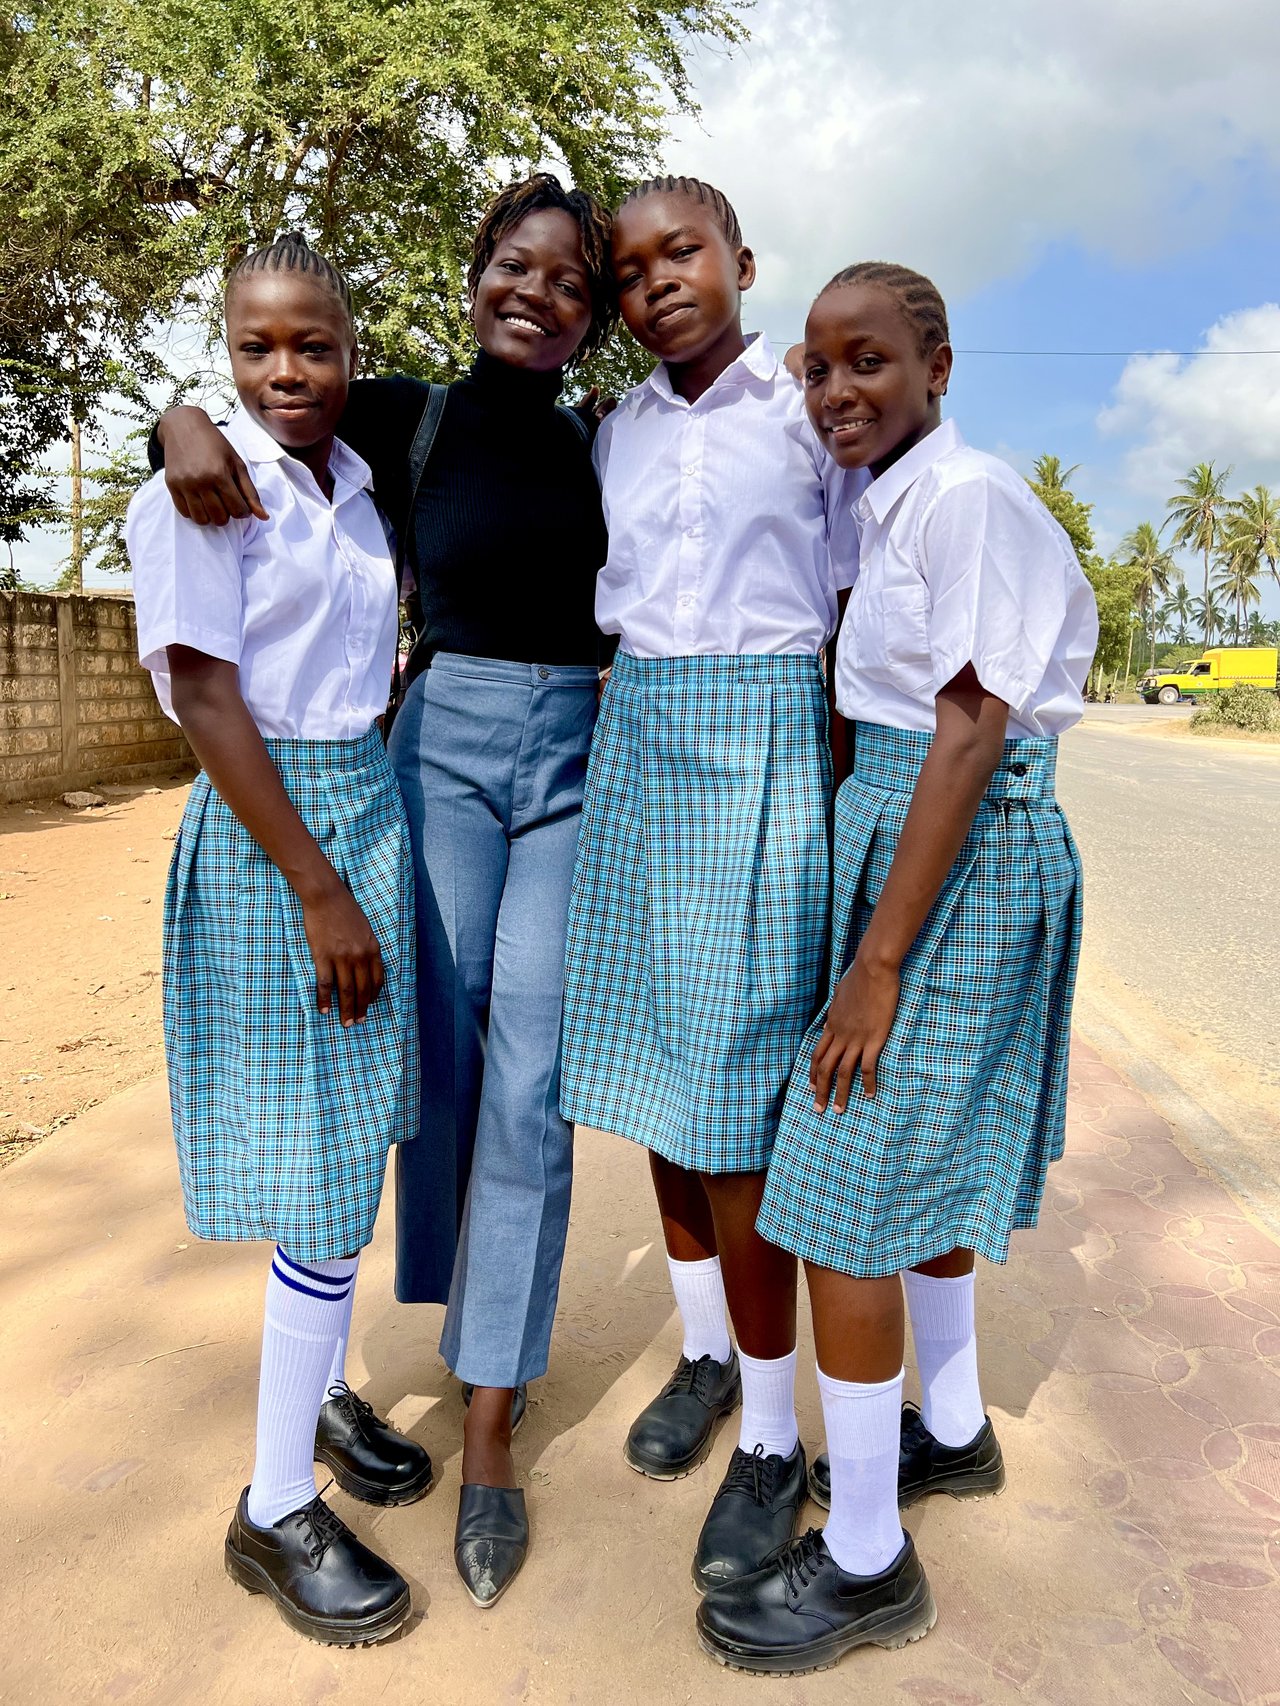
[
  {"left": 1084, "top": 559, "right": 1143, "bottom": 692},
  {"left": 1118, "top": 520, "right": 1178, "bottom": 671},
  {"left": 1190, "top": 591, "right": 1226, "bottom": 645},
  {"left": 1027, "top": 455, "right": 1095, "bottom": 567},
  {"left": 1166, "top": 461, "right": 1230, "bottom": 646},
  {"left": 1158, "top": 583, "right": 1195, "bottom": 645},
  {"left": 1212, "top": 538, "right": 1264, "bottom": 641}
]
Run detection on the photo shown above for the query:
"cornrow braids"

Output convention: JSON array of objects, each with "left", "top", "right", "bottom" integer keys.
[
  {"left": 821, "top": 262, "right": 949, "bottom": 358},
  {"left": 619, "top": 175, "right": 743, "bottom": 250},
  {"left": 468, "top": 173, "right": 617, "bottom": 368},
  {"left": 227, "top": 232, "right": 354, "bottom": 326}
]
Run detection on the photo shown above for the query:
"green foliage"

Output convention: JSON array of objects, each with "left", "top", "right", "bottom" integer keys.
[
  {"left": 1084, "top": 557, "right": 1143, "bottom": 680},
  {"left": 1165, "top": 461, "right": 1230, "bottom": 646},
  {"left": 1027, "top": 455, "right": 1096, "bottom": 568},
  {"left": 1190, "top": 684, "right": 1280, "bottom": 734},
  {"left": 1118, "top": 519, "right": 1178, "bottom": 670}
]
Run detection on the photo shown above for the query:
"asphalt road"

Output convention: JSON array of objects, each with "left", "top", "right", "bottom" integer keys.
[{"left": 1057, "top": 719, "right": 1280, "bottom": 1210}]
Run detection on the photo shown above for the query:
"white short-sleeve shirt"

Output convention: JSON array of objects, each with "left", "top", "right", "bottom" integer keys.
[
  {"left": 126, "top": 408, "right": 399, "bottom": 740},
  {"left": 834, "top": 421, "right": 1097, "bottom": 737},
  {"left": 593, "top": 334, "right": 866, "bottom": 657}
]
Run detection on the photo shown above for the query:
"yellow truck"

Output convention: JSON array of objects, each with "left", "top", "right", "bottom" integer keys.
[{"left": 1139, "top": 647, "right": 1279, "bottom": 705}]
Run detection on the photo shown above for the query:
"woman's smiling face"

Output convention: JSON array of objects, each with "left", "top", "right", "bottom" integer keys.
[
  {"left": 471, "top": 207, "right": 594, "bottom": 372},
  {"left": 802, "top": 284, "right": 952, "bottom": 478}
]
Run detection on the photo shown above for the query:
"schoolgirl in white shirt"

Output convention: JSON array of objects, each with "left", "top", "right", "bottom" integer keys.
[
  {"left": 696, "top": 263, "right": 1096, "bottom": 1674},
  {"left": 560, "top": 176, "right": 861, "bottom": 1597},
  {"left": 127, "top": 237, "right": 426, "bottom": 1647}
]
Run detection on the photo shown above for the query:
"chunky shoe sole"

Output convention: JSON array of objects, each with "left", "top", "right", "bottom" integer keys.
[
  {"left": 224, "top": 1538, "right": 411, "bottom": 1646},
  {"left": 696, "top": 1575, "right": 937, "bottom": 1676},
  {"left": 807, "top": 1457, "right": 1006, "bottom": 1512},
  {"left": 314, "top": 1446, "right": 435, "bottom": 1508},
  {"left": 622, "top": 1377, "right": 742, "bottom": 1481}
]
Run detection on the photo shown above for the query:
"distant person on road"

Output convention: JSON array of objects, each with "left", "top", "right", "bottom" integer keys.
[
  {"left": 695, "top": 263, "right": 1098, "bottom": 1674},
  {"left": 150, "top": 176, "right": 617, "bottom": 1611},
  {"left": 127, "top": 235, "right": 423, "bottom": 1646},
  {"left": 559, "top": 175, "right": 862, "bottom": 1598}
]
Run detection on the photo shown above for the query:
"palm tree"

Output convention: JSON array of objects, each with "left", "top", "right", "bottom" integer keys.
[
  {"left": 1212, "top": 539, "right": 1264, "bottom": 641},
  {"left": 1224, "top": 484, "right": 1280, "bottom": 594},
  {"left": 1159, "top": 583, "right": 1195, "bottom": 645},
  {"left": 1190, "top": 591, "right": 1226, "bottom": 645},
  {"left": 1119, "top": 521, "right": 1179, "bottom": 670},
  {"left": 1166, "top": 462, "right": 1231, "bottom": 645}
]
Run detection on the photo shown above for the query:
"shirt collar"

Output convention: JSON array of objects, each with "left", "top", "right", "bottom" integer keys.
[
  {"left": 222, "top": 405, "right": 373, "bottom": 495},
  {"left": 644, "top": 332, "right": 777, "bottom": 404},
  {"left": 859, "top": 419, "right": 964, "bottom": 524}
]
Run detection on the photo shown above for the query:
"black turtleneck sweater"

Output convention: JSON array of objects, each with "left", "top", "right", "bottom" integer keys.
[{"left": 336, "top": 353, "right": 609, "bottom": 682}]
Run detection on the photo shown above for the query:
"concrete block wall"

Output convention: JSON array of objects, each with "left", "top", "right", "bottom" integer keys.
[{"left": 0, "top": 591, "right": 191, "bottom": 802}]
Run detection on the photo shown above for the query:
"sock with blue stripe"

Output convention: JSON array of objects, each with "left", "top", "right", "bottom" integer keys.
[{"left": 247, "top": 1247, "right": 361, "bottom": 1527}]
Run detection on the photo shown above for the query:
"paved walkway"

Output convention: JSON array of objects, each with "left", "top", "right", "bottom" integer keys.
[{"left": 2, "top": 1043, "right": 1277, "bottom": 1705}]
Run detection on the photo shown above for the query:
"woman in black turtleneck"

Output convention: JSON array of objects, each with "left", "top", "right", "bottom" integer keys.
[{"left": 152, "top": 176, "right": 616, "bottom": 1611}]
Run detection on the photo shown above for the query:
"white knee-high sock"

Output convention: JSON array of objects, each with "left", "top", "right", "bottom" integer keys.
[
  {"left": 667, "top": 1254, "right": 732, "bottom": 1364},
  {"left": 738, "top": 1346, "right": 799, "bottom": 1457},
  {"left": 325, "top": 1259, "right": 361, "bottom": 1391},
  {"left": 904, "top": 1269, "right": 984, "bottom": 1447},
  {"left": 247, "top": 1248, "right": 360, "bottom": 1527},
  {"left": 818, "top": 1365, "right": 906, "bottom": 1576}
]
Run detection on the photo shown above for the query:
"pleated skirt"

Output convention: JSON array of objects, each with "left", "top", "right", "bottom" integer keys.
[
  {"left": 757, "top": 721, "right": 1082, "bottom": 1275},
  {"left": 560, "top": 650, "right": 832, "bottom": 1173},
  {"left": 162, "top": 726, "right": 418, "bottom": 1261}
]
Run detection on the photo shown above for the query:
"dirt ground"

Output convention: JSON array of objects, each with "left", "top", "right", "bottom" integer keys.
[{"left": 0, "top": 774, "right": 192, "bottom": 1167}]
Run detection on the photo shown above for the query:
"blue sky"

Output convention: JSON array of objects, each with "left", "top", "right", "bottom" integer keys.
[
  {"left": 666, "top": 0, "right": 1280, "bottom": 618},
  {"left": 22, "top": 0, "right": 1280, "bottom": 620}
]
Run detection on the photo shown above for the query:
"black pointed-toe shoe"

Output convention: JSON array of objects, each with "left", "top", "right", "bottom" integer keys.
[
  {"left": 225, "top": 1488, "right": 411, "bottom": 1646},
  {"left": 454, "top": 1484, "right": 529, "bottom": 1609},
  {"left": 461, "top": 1382, "right": 529, "bottom": 1437},
  {"left": 315, "top": 1382, "right": 434, "bottom": 1507},
  {"left": 624, "top": 1351, "right": 741, "bottom": 1479},
  {"left": 807, "top": 1403, "right": 1006, "bottom": 1511},
  {"left": 693, "top": 1440, "right": 808, "bottom": 1593},
  {"left": 696, "top": 1528, "right": 936, "bottom": 1676}
]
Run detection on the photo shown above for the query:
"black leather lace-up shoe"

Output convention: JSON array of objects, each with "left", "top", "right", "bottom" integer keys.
[
  {"left": 693, "top": 1440, "right": 808, "bottom": 1592},
  {"left": 454, "top": 1484, "right": 529, "bottom": 1609},
  {"left": 624, "top": 1351, "right": 741, "bottom": 1479},
  {"left": 807, "top": 1402, "right": 1006, "bottom": 1510},
  {"left": 315, "top": 1382, "right": 434, "bottom": 1506},
  {"left": 696, "top": 1528, "right": 936, "bottom": 1675},
  {"left": 225, "top": 1488, "right": 411, "bottom": 1645}
]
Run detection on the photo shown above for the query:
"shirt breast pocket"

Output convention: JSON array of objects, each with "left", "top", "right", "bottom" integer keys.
[{"left": 852, "top": 578, "right": 935, "bottom": 695}]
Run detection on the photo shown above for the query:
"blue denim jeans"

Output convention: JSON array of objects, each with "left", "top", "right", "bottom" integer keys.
[{"left": 387, "top": 652, "right": 598, "bottom": 1386}]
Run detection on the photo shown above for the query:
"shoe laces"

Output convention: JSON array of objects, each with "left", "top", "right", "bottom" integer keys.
[
  {"left": 722, "top": 1442, "right": 781, "bottom": 1505},
  {"left": 327, "top": 1380, "right": 386, "bottom": 1439},
  {"left": 288, "top": 1492, "right": 350, "bottom": 1566},
  {"left": 778, "top": 1528, "right": 829, "bottom": 1594},
  {"left": 664, "top": 1354, "right": 723, "bottom": 1404}
]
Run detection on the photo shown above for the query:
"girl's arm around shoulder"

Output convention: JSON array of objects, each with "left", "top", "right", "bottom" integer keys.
[
  {"left": 166, "top": 650, "right": 387, "bottom": 1029},
  {"left": 810, "top": 663, "right": 1010, "bottom": 1113}
]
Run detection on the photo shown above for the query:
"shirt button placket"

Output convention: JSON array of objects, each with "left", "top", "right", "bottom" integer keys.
[{"left": 676, "top": 415, "right": 701, "bottom": 647}]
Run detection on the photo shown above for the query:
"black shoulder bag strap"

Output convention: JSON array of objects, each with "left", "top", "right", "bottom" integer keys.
[{"left": 383, "top": 382, "right": 448, "bottom": 743}]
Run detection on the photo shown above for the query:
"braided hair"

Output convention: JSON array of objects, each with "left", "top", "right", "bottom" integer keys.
[
  {"left": 618, "top": 175, "right": 743, "bottom": 250},
  {"left": 468, "top": 173, "right": 616, "bottom": 367},
  {"left": 227, "top": 233, "right": 354, "bottom": 327},
  {"left": 820, "top": 262, "right": 949, "bottom": 358}
]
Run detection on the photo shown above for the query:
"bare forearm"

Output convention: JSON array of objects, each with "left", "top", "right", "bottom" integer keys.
[
  {"left": 170, "top": 660, "right": 339, "bottom": 904},
  {"left": 859, "top": 679, "right": 1008, "bottom": 970}
]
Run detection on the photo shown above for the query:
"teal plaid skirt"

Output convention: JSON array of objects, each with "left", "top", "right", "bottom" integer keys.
[
  {"left": 757, "top": 721, "right": 1082, "bottom": 1275},
  {"left": 162, "top": 727, "right": 418, "bottom": 1261},
  {"left": 560, "top": 651, "right": 832, "bottom": 1173}
]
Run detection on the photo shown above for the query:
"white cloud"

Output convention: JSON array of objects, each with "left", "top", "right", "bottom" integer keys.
[
  {"left": 666, "top": 0, "right": 1280, "bottom": 335},
  {"left": 1097, "top": 304, "right": 1280, "bottom": 494}
]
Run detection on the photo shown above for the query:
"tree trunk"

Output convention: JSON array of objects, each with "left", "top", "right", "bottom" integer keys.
[
  {"left": 1202, "top": 542, "right": 1211, "bottom": 646},
  {"left": 68, "top": 413, "right": 83, "bottom": 595},
  {"left": 1123, "top": 621, "right": 1135, "bottom": 690}
]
